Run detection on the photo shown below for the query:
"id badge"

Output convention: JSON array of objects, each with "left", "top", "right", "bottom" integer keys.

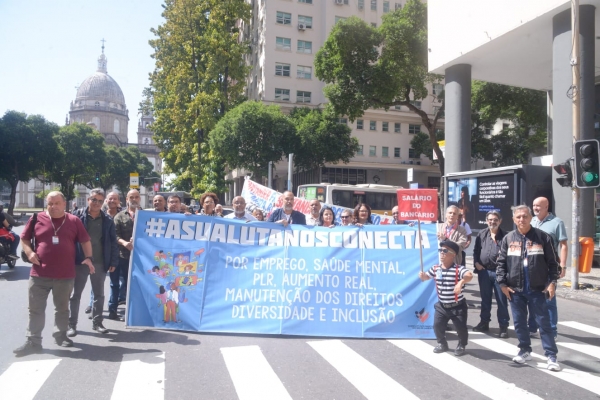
[
  {"left": 52, "top": 236, "right": 59, "bottom": 245},
  {"left": 436, "top": 268, "right": 443, "bottom": 280}
]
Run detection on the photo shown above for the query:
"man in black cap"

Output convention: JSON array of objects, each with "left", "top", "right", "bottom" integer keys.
[{"left": 419, "top": 240, "right": 473, "bottom": 356}]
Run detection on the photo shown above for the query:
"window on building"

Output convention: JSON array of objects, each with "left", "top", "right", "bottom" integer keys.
[
  {"left": 297, "top": 65, "right": 312, "bottom": 79},
  {"left": 357, "top": 119, "right": 364, "bottom": 130},
  {"left": 338, "top": 118, "right": 348, "bottom": 124},
  {"left": 409, "top": 148, "right": 418, "bottom": 158},
  {"left": 358, "top": 0, "right": 365, "bottom": 9},
  {"left": 298, "top": 15, "right": 313, "bottom": 28},
  {"left": 371, "top": 22, "right": 377, "bottom": 28},
  {"left": 395, "top": 3, "right": 402, "bottom": 10},
  {"left": 356, "top": 145, "right": 363, "bottom": 156},
  {"left": 383, "top": 1, "right": 390, "bottom": 12},
  {"left": 335, "top": 16, "right": 347, "bottom": 24},
  {"left": 409, "top": 124, "right": 421, "bottom": 134},
  {"left": 276, "top": 11, "right": 292, "bottom": 25},
  {"left": 143, "top": 137, "right": 150, "bottom": 144},
  {"left": 484, "top": 127, "right": 492, "bottom": 136},
  {"left": 394, "top": 147, "right": 400, "bottom": 158},
  {"left": 344, "top": 0, "right": 349, "bottom": 3},
  {"left": 382, "top": 147, "right": 389, "bottom": 157},
  {"left": 394, "top": 105, "right": 402, "bottom": 110},
  {"left": 276, "top": 37, "right": 291, "bottom": 51},
  {"left": 382, "top": 122, "right": 389, "bottom": 132},
  {"left": 297, "top": 40, "right": 312, "bottom": 53},
  {"left": 94, "top": 101, "right": 100, "bottom": 107},
  {"left": 394, "top": 122, "right": 401, "bottom": 133},
  {"left": 275, "top": 63, "right": 291, "bottom": 76},
  {"left": 275, "top": 88, "right": 290, "bottom": 101},
  {"left": 322, "top": 167, "right": 367, "bottom": 185},
  {"left": 432, "top": 83, "right": 444, "bottom": 95},
  {"left": 369, "top": 146, "right": 377, "bottom": 156},
  {"left": 410, "top": 100, "right": 422, "bottom": 109},
  {"left": 371, "top": 0, "right": 377, "bottom": 11},
  {"left": 299, "top": 0, "right": 312, "bottom": 3},
  {"left": 428, "top": 176, "right": 441, "bottom": 188},
  {"left": 297, "top": 91, "right": 311, "bottom": 103},
  {"left": 113, "top": 119, "right": 120, "bottom": 133},
  {"left": 370, "top": 121, "right": 377, "bottom": 130}
]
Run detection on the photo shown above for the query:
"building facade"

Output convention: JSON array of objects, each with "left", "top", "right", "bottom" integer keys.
[{"left": 225, "top": 0, "right": 443, "bottom": 200}]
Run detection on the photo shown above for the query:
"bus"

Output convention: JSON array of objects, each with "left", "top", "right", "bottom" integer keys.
[{"left": 296, "top": 183, "right": 402, "bottom": 214}]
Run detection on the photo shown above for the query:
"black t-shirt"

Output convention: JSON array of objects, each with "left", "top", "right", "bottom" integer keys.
[{"left": 0, "top": 212, "right": 6, "bottom": 225}]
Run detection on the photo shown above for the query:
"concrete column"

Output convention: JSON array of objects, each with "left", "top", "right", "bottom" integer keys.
[
  {"left": 552, "top": 6, "right": 596, "bottom": 257},
  {"left": 444, "top": 64, "right": 472, "bottom": 174}
]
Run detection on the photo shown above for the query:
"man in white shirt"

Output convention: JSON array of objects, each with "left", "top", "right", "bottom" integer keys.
[
  {"left": 305, "top": 199, "right": 321, "bottom": 226},
  {"left": 225, "top": 196, "right": 256, "bottom": 221}
]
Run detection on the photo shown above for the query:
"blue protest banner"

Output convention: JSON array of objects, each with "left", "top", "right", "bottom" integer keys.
[{"left": 127, "top": 211, "right": 439, "bottom": 338}]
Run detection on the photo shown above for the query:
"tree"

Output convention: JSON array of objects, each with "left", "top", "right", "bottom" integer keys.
[
  {"left": 314, "top": 0, "right": 446, "bottom": 174},
  {"left": 101, "top": 146, "right": 154, "bottom": 192},
  {"left": 471, "top": 81, "right": 547, "bottom": 166},
  {"left": 410, "top": 130, "right": 445, "bottom": 163},
  {"left": 0, "top": 111, "right": 59, "bottom": 213},
  {"left": 146, "top": 0, "right": 251, "bottom": 193},
  {"left": 48, "top": 123, "right": 106, "bottom": 208},
  {"left": 289, "top": 107, "right": 360, "bottom": 172},
  {"left": 209, "top": 101, "right": 296, "bottom": 179}
]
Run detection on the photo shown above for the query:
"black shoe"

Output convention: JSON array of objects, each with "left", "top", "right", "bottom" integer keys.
[
  {"left": 433, "top": 344, "right": 449, "bottom": 353},
  {"left": 92, "top": 322, "right": 109, "bottom": 334},
  {"left": 84, "top": 306, "right": 92, "bottom": 314},
  {"left": 445, "top": 325, "right": 454, "bottom": 331},
  {"left": 13, "top": 340, "right": 43, "bottom": 357},
  {"left": 118, "top": 300, "right": 126, "bottom": 306},
  {"left": 66, "top": 324, "right": 77, "bottom": 337},
  {"left": 107, "top": 311, "right": 124, "bottom": 321},
  {"left": 54, "top": 334, "right": 73, "bottom": 348},
  {"left": 454, "top": 344, "right": 466, "bottom": 356},
  {"left": 472, "top": 322, "right": 489, "bottom": 332},
  {"left": 499, "top": 326, "right": 509, "bottom": 339}
]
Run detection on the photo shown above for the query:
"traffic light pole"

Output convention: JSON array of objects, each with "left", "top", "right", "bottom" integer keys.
[{"left": 571, "top": 0, "right": 580, "bottom": 290}]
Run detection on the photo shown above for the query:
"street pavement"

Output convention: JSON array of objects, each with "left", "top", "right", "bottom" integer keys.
[{"left": 0, "top": 224, "right": 599, "bottom": 400}]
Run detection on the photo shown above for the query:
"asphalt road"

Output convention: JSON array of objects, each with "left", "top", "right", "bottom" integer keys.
[{"left": 1, "top": 225, "right": 599, "bottom": 400}]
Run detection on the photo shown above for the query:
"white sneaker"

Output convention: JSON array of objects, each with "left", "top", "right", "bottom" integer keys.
[
  {"left": 547, "top": 356, "right": 560, "bottom": 371},
  {"left": 512, "top": 351, "right": 532, "bottom": 364}
]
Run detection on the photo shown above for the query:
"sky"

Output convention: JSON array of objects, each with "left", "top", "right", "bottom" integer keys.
[{"left": 0, "top": 0, "right": 165, "bottom": 143}]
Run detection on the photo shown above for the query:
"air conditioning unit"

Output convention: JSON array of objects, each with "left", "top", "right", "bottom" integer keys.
[
  {"left": 298, "top": 23, "right": 306, "bottom": 30},
  {"left": 335, "top": 0, "right": 344, "bottom": 5}
]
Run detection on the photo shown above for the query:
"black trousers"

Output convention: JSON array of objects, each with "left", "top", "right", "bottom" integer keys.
[{"left": 433, "top": 301, "right": 469, "bottom": 346}]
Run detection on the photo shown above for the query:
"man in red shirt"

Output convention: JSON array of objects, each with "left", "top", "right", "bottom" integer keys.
[{"left": 14, "top": 191, "right": 94, "bottom": 356}]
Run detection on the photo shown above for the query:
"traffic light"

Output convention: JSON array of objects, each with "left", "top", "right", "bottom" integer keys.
[
  {"left": 95, "top": 172, "right": 100, "bottom": 181},
  {"left": 139, "top": 176, "right": 145, "bottom": 186},
  {"left": 574, "top": 139, "right": 600, "bottom": 188},
  {"left": 553, "top": 159, "right": 572, "bottom": 187}
]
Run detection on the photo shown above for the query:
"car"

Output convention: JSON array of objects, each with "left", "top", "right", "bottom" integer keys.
[{"left": 221, "top": 207, "right": 234, "bottom": 217}]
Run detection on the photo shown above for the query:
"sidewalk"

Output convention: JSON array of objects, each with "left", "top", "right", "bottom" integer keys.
[{"left": 466, "top": 257, "right": 600, "bottom": 308}]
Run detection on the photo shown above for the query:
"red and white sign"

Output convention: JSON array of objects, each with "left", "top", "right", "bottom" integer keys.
[
  {"left": 153, "top": 182, "right": 160, "bottom": 192},
  {"left": 396, "top": 189, "right": 438, "bottom": 222}
]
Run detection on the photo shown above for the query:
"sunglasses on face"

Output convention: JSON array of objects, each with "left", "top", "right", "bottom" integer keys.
[
  {"left": 341, "top": 215, "right": 352, "bottom": 219},
  {"left": 438, "top": 248, "right": 455, "bottom": 254}
]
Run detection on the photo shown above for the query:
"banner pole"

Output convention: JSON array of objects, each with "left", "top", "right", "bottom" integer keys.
[{"left": 418, "top": 218, "right": 424, "bottom": 273}]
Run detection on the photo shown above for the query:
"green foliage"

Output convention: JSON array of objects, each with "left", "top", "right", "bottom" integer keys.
[
  {"left": 147, "top": 0, "right": 251, "bottom": 193},
  {"left": 289, "top": 107, "right": 360, "bottom": 171},
  {"left": 102, "top": 146, "right": 155, "bottom": 192},
  {"left": 314, "top": 0, "right": 445, "bottom": 173},
  {"left": 0, "top": 111, "right": 60, "bottom": 213},
  {"left": 48, "top": 123, "right": 107, "bottom": 205},
  {"left": 471, "top": 81, "right": 547, "bottom": 166},
  {"left": 209, "top": 101, "right": 296, "bottom": 178},
  {"left": 410, "top": 130, "right": 444, "bottom": 162}
]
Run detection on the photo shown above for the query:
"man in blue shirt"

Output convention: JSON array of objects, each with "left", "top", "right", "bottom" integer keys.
[
  {"left": 528, "top": 197, "right": 567, "bottom": 339},
  {"left": 267, "top": 191, "right": 306, "bottom": 226}
]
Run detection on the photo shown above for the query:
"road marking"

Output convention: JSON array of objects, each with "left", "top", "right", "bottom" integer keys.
[
  {"left": 111, "top": 352, "right": 165, "bottom": 400},
  {"left": 471, "top": 337, "right": 600, "bottom": 396},
  {"left": 558, "top": 321, "right": 600, "bottom": 336},
  {"left": 557, "top": 342, "right": 600, "bottom": 360},
  {"left": 309, "top": 340, "right": 418, "bottom": 400},
  {"left": 221, "top": 345, "right": 292, "bottom": 400},
  {"left": 0, "top": 358, "right": 61, "bottom": 400},
  {"left": 389, "top": 340, "right": 541, "bottom": 400}
]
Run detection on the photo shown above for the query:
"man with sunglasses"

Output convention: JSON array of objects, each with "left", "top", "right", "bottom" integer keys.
[
  {"left": 340, "top": 210, "right": 354, "bottom": 226},
  {"left": 472, "top": 210, "right": 509, "bottom": 338},
  {"left": 68, "top": 188, "right": 118, "bottom": 337},
  {"left": 419, "top": 240, "right": 473, "bottom": 356}
]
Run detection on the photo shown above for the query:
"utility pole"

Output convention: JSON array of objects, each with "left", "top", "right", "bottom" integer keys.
[{"left": 571, "top": 0, "right": 580, "bottom": 290}]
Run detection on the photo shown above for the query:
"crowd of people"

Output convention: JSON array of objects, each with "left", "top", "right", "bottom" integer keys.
[{"left": 10, "top": 188, "right": 565, "bottom": 373}]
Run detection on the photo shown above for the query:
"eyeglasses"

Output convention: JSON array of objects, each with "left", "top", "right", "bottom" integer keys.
[
  {"left": 438, "top": 248, "right": 455, "bottom": 254},
  {"left": 392, "top": 212, "right": 399, "bottom": 215},
  {"left": 89, "top": 198, "right": 103, "bottom": 204},
  {"left": 341, "top": 215, "right": 351, "bottom": 219}
]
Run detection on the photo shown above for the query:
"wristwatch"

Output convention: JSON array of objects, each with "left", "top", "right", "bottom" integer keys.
[{"left": 84, "top": 256, "right": 94, "bottom": 262}]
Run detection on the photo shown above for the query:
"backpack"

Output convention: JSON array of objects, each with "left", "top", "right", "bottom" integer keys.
[{"left": 21, "top": 213, "right": 38, "bottom": 263}]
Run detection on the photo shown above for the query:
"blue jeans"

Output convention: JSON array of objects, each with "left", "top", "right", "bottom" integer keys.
[
  {"left": 11, "top": 234, "right": 20, "bottom": 256},
  {"left": 509, "top": 291, "right": 558, "bottom": 357},
  {"left": 528, "top": 296, "right": 557, "bottom": 336},
  {"left": 477, "top": 269, "right": 510, "bottom": 327},
  {"left": 108, "top": 257, "right": 129, "bottom": 313}
]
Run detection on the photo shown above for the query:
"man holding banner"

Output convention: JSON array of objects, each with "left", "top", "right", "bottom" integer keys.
[
  {"left": 419, "top": 240, "right": 473, "bottom": 356},
  {"left": 436, "top": 206, "right": 468, "bottom": 266},
  {"left": 267, "top": 191, "right": 306, "bottom": 226}
]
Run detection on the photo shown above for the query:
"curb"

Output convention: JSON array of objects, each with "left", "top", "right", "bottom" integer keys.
[{"left": 555, "top": 288, "right": 600, "bottom": 308}]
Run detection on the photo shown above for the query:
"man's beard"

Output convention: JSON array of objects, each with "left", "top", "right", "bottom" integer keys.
[{"left": 128, "top": 200, "right": 140, "bottom": 209}]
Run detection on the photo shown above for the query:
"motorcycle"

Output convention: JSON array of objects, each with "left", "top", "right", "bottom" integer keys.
[{"left": 0, "top": 237, "right": 17, "bottom": 269}]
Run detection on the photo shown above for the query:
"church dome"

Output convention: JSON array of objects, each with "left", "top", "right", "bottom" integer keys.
[{"left": 76, "top": 72, "right": 126, "bottom": 106}]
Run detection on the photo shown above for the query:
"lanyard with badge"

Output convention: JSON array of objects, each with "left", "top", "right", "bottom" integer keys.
[{"left": 50, "top": 214, "right": 66, "bottom": 245}]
